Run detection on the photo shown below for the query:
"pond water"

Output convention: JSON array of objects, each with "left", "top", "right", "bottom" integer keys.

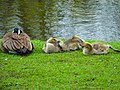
[{"left": 0, "top": 0, "right": 120, "bottom": 41}]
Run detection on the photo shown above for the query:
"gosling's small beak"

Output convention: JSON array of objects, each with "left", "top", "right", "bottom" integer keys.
[{"left": 57, "top": 41, "right": 61, "bottom": 43}]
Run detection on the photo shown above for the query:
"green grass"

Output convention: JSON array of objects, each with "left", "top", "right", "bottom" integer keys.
[{"left": 0, "top": 40, "right": 120, "bottom": 90}]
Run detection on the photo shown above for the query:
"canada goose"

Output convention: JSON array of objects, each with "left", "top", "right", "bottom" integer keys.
[
  {"left": 61, "top": 35, "right": 85, "bottom": 51},
  {"left": 1, "top": 28, "right": 34, "bottom": 54},
  {"left": 42, "top": 37, "right": 63, "bottom": 53},
  {"left": 80, "top": 42, "right": 120, "bottom": 55}
]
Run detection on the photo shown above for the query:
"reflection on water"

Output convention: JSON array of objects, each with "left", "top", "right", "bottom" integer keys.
[{"left": 0, "top": 0, "right": 120, "bottom": 41}]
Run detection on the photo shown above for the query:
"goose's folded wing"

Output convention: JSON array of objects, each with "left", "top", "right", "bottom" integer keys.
[
  {"left": 3, "top": 33, "right": 23, "bottom": 51},
  {"left": 20, "top": 33, "right": 33, "bottom": 51}
]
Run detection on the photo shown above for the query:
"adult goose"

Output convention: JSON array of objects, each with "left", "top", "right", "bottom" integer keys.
[{"left": 1, "top": 28, "right": 34, "bottom": 54}]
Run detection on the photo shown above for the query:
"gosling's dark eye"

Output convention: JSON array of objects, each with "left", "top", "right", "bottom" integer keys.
[{"left": 53, "top": 39, "right": 56, "bottom": 41}]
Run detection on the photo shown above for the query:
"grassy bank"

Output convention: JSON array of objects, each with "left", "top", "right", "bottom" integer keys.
[{"left": 0, "top": 40, "right": 120, "bottom": 90}]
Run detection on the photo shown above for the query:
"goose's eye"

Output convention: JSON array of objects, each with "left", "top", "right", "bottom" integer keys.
[{"left": 53, "top": 38, "right": 56, "bottom": 41}]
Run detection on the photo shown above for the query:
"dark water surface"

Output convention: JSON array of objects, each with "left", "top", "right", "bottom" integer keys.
[{"left": 0, "top": 0, "right": 120, "bottom": 41}]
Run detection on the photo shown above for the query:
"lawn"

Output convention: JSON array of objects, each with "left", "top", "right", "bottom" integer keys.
[{"left": 0, "top": 40, "right": 120, "bottom": 90}]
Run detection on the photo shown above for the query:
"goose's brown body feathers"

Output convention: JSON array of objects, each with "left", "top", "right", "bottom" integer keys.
[{"left": 2, "top": 31, "right": 34, "bottom": 54}]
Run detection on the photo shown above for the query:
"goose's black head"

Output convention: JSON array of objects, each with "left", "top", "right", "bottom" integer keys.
[{"left": 13, "top": 28, "right": 22, "bottom": 34}]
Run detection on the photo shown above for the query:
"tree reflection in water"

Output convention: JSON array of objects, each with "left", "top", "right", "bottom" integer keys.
[{"left": 0, "top": 0, "right": 120, "bottom": 41}]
